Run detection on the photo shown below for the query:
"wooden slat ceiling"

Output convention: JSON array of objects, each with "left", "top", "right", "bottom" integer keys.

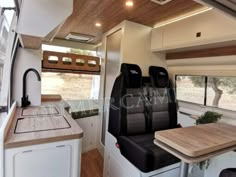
[{"left": 56, "top": 0, "right": 203, "bottom": 44}]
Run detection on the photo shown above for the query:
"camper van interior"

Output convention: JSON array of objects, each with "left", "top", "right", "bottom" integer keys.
[{"left": 0, "top": 0, "right": 236, "bottom": 177}]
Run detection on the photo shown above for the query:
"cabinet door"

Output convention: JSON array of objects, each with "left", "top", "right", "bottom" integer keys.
[
  {"left": 151, "top": 27, "right": 163, "bottom": 50},
  {"left": 14, "top": 145, "right": 72, "bottom": 177},
  {"left": 76, "top": 116, "right": 98, "bottom": 152},
  {"left": 107, "top": 154, "right": 130, "bottom": 177},
  {"left": 161, "top": 10, "right": 236, "bottom": 49}
]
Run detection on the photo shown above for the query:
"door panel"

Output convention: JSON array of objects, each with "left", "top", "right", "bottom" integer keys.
[{"left": 101, "top": 29, "right": 122, "bottom": 145}]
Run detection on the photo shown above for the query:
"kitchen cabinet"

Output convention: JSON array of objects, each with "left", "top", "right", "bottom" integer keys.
[
  {"left": 5, "top": 139, "right": 82, "bottom": 177},
  {"left": 76, "top": 116, "right": 99, "bottom": 152},
  {"left": 151, "top": 10, "right": 236, "bottom": 52}
]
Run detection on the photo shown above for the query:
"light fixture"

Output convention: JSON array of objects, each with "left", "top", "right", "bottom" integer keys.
[
  {"left": 154, "top": 7, "right": 213, "bottom": 28},
  {"left": 65, "top": 33, "right": 95, "bottom": 42},
  {"left": 125, "top": 0, "right": 134, "bottom": 7},
  {"left": 95, "top": 22, "right": 102, "bottom": 27}
]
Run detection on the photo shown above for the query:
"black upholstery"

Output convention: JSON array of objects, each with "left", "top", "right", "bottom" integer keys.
[
  {"left": 220, "top": 169, "right": 236, "bottom": 177},
  {"left": 149, "top": 66, "right": 169, "bottom": 88},
  {"left": 149, "top": 66, "right": 178, "bottom": 130},
  {"left": 108, "top": 63, "right": 179, "bottom": 173},
  {"left": 108, "top": 63, "right": 147, "bottom": 137},
  {"left": 118, "top": 134, "right": 179, "bottom": 172}
]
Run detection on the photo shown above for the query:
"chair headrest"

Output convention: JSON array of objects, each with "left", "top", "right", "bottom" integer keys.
[
  {"left": 149, "top": 66, "right": 169, "bottom": 88},
  {"left": 121, "top": 63, "right": 142, "bottom": 88}
]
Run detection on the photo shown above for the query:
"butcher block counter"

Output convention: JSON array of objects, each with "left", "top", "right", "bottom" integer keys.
[{"left": 4, "top": 102, "right": 83, "bottom": 149}]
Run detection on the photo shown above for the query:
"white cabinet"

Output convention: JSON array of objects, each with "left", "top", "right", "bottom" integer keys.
[
  {"left": 14, "top": 145, "right": 71, "bottom": 177},
  {"left": 151, "top": 168, "right": 180, "bottom": 177},
  {"left": 5, "top": 139, "right": 82, "bottom": 177},
  {"left": 75, "top": 116, "right": 99, "bottom": 152},
  {"left": 151, "top": 10, "right": 236, "bottom": 52},
  {"left": 204, "top": 151, "right": 236, "bottom": 177}
]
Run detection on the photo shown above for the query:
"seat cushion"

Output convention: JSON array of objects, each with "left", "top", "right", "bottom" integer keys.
[{"left": 118, "top": 134, "right": 180, "bottom": 172}]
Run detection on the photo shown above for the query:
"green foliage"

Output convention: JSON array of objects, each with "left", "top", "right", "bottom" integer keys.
[{"left": 196, "top": 111, "right": 222, "bottom": 125}]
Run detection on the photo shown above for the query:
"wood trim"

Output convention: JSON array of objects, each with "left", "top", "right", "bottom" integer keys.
[
  {"left": 4, "top": 102, "right": 16, "bottom": 140},
  {"left": 20, "top": 35, "right": 43, "bottom": 49},
  {"left": 43, "top": 51, "right": 100, "bottom": 72},
  {"left": 155, "top": 123, "right": 236, "bottom": 157},
  {"left": 41, "top": 94, "right": 62, "bottom": 102},
  {"left": 166, "top": 45, "right": 236, "bottom": 60},
  {"left": 154, "top": 139, "right": 236, "bottom": 164},
  {"left": 42, "top": 68, "right": 100, "bottom": 75},
  {"left": 56, "top": 0, "right": 203, "bottom": 44}
]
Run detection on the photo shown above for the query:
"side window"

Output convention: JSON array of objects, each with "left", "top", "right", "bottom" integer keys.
[
  {"left": 0, "top": 2, "right": 16, "bottom": 108},
  {"left": 41, "top": 72, "right": 100, "bottom": 100},
  {"left": 176, "top": 75, "right": 236, "bottom": 112},
  {"left": 207, "top": 76, "right": 236, "bottom": 111},
  {"left": 176, "top": 75, "right": 205, "bottom": 105}
]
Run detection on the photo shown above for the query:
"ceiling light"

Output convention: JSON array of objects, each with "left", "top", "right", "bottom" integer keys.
[
  {"left": 151, "top": 0, "right": 172, "bottom": 5},
  {"left": 95, "top": 22, "right": 102, "bottom": 27},
  {"left": 126, "top": 1, "right": 134, "bottom": 7},
  {"left": 154, "top": 7, "right": 213, "bottom": 28}
]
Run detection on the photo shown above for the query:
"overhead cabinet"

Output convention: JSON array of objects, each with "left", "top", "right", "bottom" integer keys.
[{"left": 151, "top": 10, "right": 236, "bottom": 52}]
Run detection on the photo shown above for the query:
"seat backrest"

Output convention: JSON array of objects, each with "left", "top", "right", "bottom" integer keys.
[
  {"left": 108, "top": 63, "right": 147, "bottom": 138},
  {"left": 149, "top": 66, "right": 177, "bottom": 131}
]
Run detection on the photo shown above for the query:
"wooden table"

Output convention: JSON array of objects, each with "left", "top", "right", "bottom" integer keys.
[{"left": 154, "top": 123, "right": 236, "bottom": 177}]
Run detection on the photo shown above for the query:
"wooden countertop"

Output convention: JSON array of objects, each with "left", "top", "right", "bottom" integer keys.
[
  {"left": 4, "top": 102, "right": 83, "bottom": 149},
  {"left": 155, "top": 123, "right": 236, "bottom": 159}
]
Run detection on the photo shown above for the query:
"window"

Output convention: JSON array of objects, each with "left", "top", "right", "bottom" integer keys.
[
  {"left": 48, "top": 56, "right": 58, "bottom": 64},
  {"left": 207, "top": 76, "right": 236, "bottom": 111},
  {"left": 176, "top": 76, "right": 205, "bottom": 105},
  {"left": 42, "top": 72, "right": 100, "bottom": 100},
  {"left": 176, "top": 75, "right": 236, "bottom": 112},
  {"left": 0, "top": 0, "right": 15, "bottom": 25}
]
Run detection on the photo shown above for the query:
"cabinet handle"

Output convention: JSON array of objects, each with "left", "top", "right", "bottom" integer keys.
[
  {"left": 22, "top": 150, "right": 33, "bottom": 153},
  {"left": 56, "top": 145, "right": 65, "bottom": 148}
]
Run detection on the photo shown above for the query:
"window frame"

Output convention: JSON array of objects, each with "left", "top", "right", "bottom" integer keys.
[{"left": 175, "top": 74, "right": 236, "bottom": 112}]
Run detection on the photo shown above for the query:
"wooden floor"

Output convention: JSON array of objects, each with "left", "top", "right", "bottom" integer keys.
[{"left": 81, "top": 149, "right": 103, "bottom": 177}]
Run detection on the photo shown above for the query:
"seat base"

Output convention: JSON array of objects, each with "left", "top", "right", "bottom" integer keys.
[{"left": 118, "top": 134, "right": 180, "bottom": 173}]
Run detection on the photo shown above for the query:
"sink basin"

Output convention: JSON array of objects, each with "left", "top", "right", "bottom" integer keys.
[{"left": 21, "top": 106, "right": 60, "bottom": 117}]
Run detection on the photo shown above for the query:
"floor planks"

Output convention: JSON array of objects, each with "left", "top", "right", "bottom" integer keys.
[{"left": 81, "top": 149, "right": 103, "bottom": 177}]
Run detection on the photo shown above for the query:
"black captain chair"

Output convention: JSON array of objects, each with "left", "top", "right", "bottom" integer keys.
[{"left": 108, "top": 63, "right": 179, "bottom": 173}]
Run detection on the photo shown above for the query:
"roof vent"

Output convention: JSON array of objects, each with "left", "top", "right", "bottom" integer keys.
[
  {"left": 151, "top": 0, "right": 172, "bottom": 5},
  {"left": 65, "top": 33, "right": 95, "bottom": 43}
]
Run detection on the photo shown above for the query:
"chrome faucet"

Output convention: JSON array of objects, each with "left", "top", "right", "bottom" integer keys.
[{"left": 21, "top": 68, "right": 41, "bottom": 108}]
